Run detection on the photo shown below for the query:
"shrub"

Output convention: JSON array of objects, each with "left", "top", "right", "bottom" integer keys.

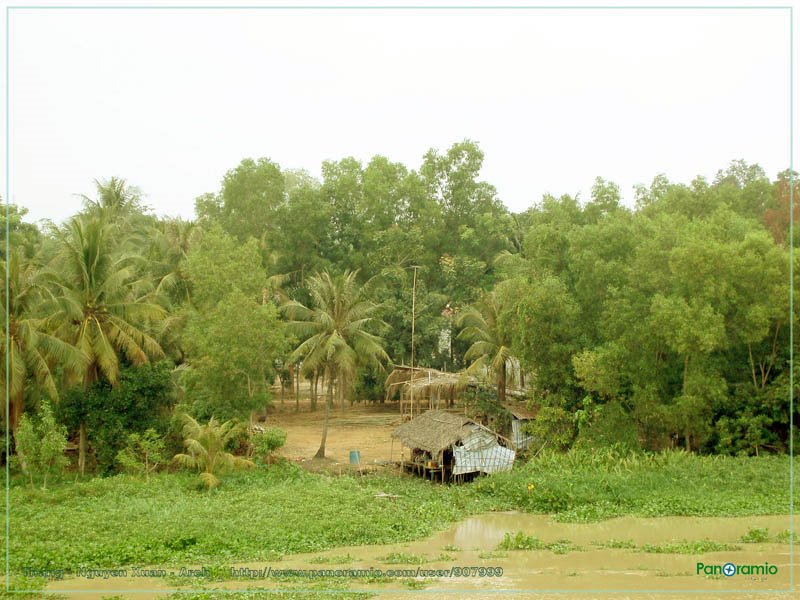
[
  {"left": 116, "top": 429, "right": 167, "bottom": 480},
  {"left": 526, "top": 405, "right": 575, "bottom": 451},
  {"left": 12, "top": 401, "right": 68, "bottom": 489},
  {"left": 353, "top": 366, "right": 387, "bottom": 403},
  {"left": 250, "top": 428, "right": 287, "bottom": 465},
  {"left": 173, "top": 415, "right": 255, "bottom": 489},
  {"left": 575, "top": 400, "right": 640, "bottom": 451}
]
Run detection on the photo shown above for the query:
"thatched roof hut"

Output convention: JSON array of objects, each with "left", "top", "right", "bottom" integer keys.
[
  {"left": 392, "top": 409, "right": 516, "bottom": 478},
  {"left": 391, "top": 410, "right": 474, "bottom": 456}
]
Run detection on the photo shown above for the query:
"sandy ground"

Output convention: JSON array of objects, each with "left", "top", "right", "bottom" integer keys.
[{"left": 266, "top": 394, "right": 403, "bottom": 468}]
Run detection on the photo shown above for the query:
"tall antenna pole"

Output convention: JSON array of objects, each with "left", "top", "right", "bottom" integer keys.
[{"left": 410, "top": 265, "right": 418, "bottom": 420}]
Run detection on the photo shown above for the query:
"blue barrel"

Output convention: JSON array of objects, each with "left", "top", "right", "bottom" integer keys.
[{"left": 349, "top": 449, "right": 361, "bottom": 465}]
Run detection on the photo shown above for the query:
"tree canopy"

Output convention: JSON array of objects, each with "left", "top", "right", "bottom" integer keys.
[{"left": 2, "top": 145, "right": 795, "bottom": 472}]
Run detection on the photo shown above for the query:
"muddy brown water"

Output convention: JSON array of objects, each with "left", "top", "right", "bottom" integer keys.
[{"left": 34, "top": 512, "right": 797, "bottom": 599}]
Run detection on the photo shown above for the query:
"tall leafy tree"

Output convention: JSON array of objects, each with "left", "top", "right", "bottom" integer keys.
[
  {"left": 1, "top": 203, "right": 41, "bottom": 259},
  {"left": 80, "top": 177, "right": 148, "bottom": 218},
  {"left": 420, "top": 140, "right": 510, "bottom": 304},
  {"left": 182, "top": 224, "right": 265, "bottom": 309},
  {"left": 196, "top": 158, "right": 286, "bottom": 244},
  {"left": 44, "top": 217, "right": 166, "bottom": 474},
  {"left": 282, "top": 271, "right": 388, "bottom": 458},
  {"left": 273, "top": 177, "right": 332, "bottom": 286},
  {"left": 182, "top": 290, "right": 286, "bottom": 421},
  {"left": 1, "top": 248, "right": 85, "bottom": 434},
  {"left": 510, "top": 273, "right": 581, "bottom": 404}
]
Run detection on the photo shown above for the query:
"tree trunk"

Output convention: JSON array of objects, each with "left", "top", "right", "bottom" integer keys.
[
  {"left": 681, "top": 353, "right": 690, "bottom": 453},
  {"left": 262, "top": 372, "right": 270, "bottom": 411},
  {"left": 79, "top": 364, "right": 99, "bottom": 476},
  {"left": 682, "top": 354, "right": 690, "bottom": 394},
  {"left": 310, "top": 371, "right": 318, "bottom": 411},
  {"left": 78, "top": 421, "right": 87, "bottom": 476},
  {"left": 315, "top": 367, "right": 334, "bottom": 458},
  {"left": 9, "top": 390, "right": 23, "bottom": 440},
  {"left": 498, "top": 361, "right": 507, "bottom": 404},
  {"left": 520, "top": 368, "right": 525, "bottom": 389},
  {"left": 747, "top": 343, "right": 758, "bottom": 389},
  {"left": 339, "top": 372, "right": 345, "bottom": 413},
  {"left": 759, "top": 323, "right": 782, "bottom": 389}
]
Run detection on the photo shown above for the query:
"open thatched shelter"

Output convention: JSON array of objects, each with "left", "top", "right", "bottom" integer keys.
[
  {"left": 386, "top": 365, "right": 530, "bottom": 421},
  {"left": 385, "top": 365, "right": 478, "bottom": 420},
  {"left": 391, "top": 409, "right": 515, "bottom": 482}
]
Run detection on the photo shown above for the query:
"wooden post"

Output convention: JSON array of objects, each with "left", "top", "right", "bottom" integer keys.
[{"left": 410, "top": 267, "right": 418, "bottom": 420}]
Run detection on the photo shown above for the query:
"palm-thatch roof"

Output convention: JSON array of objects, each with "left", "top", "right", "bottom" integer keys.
[
  {"left": 385, "top": 365, "right": 528, "bottom": 402},
  {"left": 391, "top": 410, "right": 476, "bottom": 455},
  {"left": 384, "top": 365, "right": 478, "bottom": 402}
]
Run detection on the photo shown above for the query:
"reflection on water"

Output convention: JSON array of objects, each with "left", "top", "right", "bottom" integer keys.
[
  {"left": 447, "top": 512, "right": 520, "bottom": 549},
  {"left": 437, "top": 512, "right": 797, "bottom": 548}
]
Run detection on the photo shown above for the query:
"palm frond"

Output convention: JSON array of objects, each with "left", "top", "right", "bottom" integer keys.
[{"left": 199, "top": 471, "right": 220, "bottom": 489}]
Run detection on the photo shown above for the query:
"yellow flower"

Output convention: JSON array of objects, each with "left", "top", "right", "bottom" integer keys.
[{"left": 527, "top": 483, "right": 535, "bottom": 493}]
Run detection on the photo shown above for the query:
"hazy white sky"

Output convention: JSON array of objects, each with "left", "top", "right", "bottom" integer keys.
[{"left": 4, "top": 2, "right": 794, "bottom": 225}]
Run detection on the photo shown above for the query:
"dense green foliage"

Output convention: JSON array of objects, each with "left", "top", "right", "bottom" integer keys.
[
  {"left": 191, "top": 152, "right": 796, "bottom": 455},
  {"left": 1, "top": 146, "right": 796, "bottom": 480},
  {"left": 58, "top": 362, "right": 174, "bottom": 474}
]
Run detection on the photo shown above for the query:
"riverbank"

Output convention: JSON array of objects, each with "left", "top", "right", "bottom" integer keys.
[{"left": 4, "top": 451, "right": 797, "bottom": 598}]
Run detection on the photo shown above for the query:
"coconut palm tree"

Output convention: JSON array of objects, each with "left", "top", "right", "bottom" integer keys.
[
  {"left": 457, "top": 288, "right": 516, "bottom": 404},
  {"left": 173, "top": 414, "right": 254, "bottom": 489},
  {"left": 281, "top": 270, "right": 388, "bottom": 458},
  {"left": 151, "top": 217, "right": 198, "bottom": 304},
  {"left": 1, "top": 249, "right": 86, "bottom": 435},
  {"left": 43, "top": 216, "right": 167, "bottom": 474},
  {"left": 80, "top": 176, "right": 146, "bottom": 219}
]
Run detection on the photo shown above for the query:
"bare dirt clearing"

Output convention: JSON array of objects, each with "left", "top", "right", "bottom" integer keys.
[{"left": 267, "top": 398, "right": 402, "bottom": 468}]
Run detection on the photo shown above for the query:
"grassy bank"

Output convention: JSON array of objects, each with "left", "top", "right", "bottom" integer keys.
[
  {"left": 475, "top": 449, "right": 797, "bottom": 522},
  {"left": 6, "top": 463, "right": 484, "bottom": 572},
  {"left": 5, "top": 450, "right": 797, "bottom": 573}
]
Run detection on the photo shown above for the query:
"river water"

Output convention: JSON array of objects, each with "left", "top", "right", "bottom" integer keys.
[{"left": 43, "top": 512, "right": 798, "bottom": 599}]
